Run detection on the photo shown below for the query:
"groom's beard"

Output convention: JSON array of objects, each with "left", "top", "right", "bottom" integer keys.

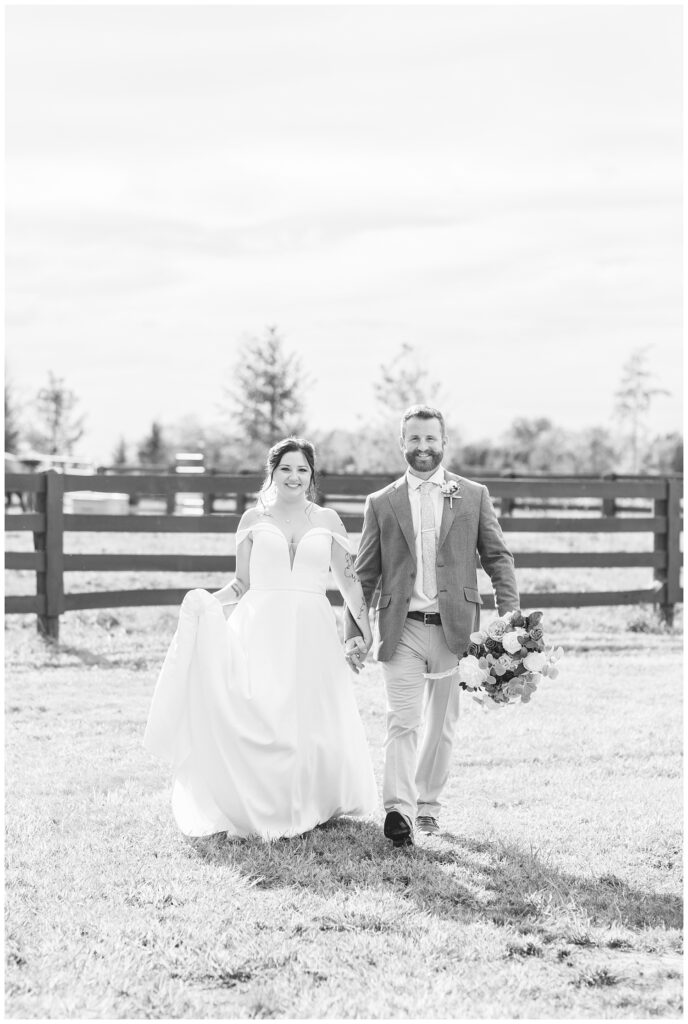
[{"left": 404, "top": 450, "right": 443, "bottom": 472}]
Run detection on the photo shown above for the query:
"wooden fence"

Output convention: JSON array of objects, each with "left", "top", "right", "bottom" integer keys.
[{"left": 5, "top": 471, "right": 683, "bottom": 640}]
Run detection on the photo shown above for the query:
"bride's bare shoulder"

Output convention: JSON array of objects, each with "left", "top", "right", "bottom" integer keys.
[
  {"left": 310, "top": 504, "right": 346, "bottom": 535},
  {"left": 238, "top": 506, "right": 262, "bottom": 530}
]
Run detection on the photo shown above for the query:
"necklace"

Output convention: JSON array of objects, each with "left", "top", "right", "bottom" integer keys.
[{"left": 272, "top": 504, "right": 303, "bottom": 525}]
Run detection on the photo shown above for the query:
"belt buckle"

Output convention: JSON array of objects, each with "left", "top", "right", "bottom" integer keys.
[{"left": 423, "top": 612, "right": 434, "bottom": 625}]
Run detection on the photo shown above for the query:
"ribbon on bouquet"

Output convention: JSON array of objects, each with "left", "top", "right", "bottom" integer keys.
[
  {"left": 423, "top": 664, "right": 503, "bottom": 710},
  {"left": 423, "top": 666, "right": 460, "bottom": 681}
]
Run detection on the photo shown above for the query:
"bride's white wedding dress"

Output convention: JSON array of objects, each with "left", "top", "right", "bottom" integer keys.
[{"left": 144, "top": 522, "right": 378, "bottom": 838}]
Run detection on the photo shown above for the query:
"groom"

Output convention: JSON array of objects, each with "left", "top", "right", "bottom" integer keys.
[{"left": 344, "top": 405, "right": 519, "bottom": 848}]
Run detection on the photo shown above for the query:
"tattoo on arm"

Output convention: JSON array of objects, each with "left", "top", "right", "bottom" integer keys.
[
  {"left": 344, "top": 552, "right": 361, "bottom": 583},
  {"left": 354, "top": 598, "right": 367, "bottom": 622}
]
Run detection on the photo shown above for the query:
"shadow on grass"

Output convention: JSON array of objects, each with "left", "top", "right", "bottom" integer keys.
[
  {"left": 57, "top": 644, "right": 156, "bottom": 671},
  {"left": 185, "top": 817, "right": 682, "bottom": 936},
  {"left": 6, "top": 637, "right": 158, "bottom": 672}
]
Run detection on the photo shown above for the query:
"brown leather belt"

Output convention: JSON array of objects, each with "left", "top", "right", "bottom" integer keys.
[{"left": 407, "top": 611, "right": 442, "bottom": 625}]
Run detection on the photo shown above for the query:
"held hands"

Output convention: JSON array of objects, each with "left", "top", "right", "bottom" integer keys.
[{"left": 344, "top": 636, "right": 371, "bottom": 674}]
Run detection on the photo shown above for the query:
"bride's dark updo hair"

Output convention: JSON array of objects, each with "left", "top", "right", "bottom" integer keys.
[{"left": 259, "top": 436, "right": 318, "bottom": 504}]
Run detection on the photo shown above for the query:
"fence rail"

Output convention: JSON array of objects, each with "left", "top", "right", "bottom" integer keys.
[{"left": 5, "top": 471, "right": 683, "bottom": 639}]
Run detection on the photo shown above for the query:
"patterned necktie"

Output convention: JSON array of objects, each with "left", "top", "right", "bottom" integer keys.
[{"left": 419, "top": 480, "right": 437, "bottom": 600}]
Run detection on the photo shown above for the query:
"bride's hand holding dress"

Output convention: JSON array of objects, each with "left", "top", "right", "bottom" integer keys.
[
  {"left": 144, "top": 500, "right": 378, "bottom": 839},
  {"left": 211, "top": 536, "right": 250, "bottom": 619}
]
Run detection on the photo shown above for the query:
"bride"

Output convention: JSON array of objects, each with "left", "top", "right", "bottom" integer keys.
[{"left": 144, "top": 437, "right": 378, "bottom": 839}]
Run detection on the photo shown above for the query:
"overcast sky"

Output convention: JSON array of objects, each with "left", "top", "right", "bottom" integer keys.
[{"left": 5, "top": 4, "right": 683, "bottom": 462}]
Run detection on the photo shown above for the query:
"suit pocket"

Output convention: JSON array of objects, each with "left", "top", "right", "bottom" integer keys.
[
  {"left": 463, "top": 586, "right": 482, "bottom": 605},
  {"left": 376, "top": 594, "right": 392, "bottom": 610}
]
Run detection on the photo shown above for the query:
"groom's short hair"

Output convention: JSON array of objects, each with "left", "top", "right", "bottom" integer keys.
[{"left": 400, "top": 405, "right": 446, "bottom": 440}]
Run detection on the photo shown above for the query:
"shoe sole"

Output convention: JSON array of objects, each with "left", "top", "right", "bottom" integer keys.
[
  {"left": 391, "top": 836, "right": 414, "bottom": 848},
  {"left": 384, "top": 812, "right": 413, "bottom": 847}
]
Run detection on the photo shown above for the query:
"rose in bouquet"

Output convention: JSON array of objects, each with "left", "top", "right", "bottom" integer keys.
[{"left": 426, "top": 609, "right": 563, "bottom": 709}]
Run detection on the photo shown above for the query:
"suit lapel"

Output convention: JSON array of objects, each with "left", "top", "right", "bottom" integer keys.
[
  {"left": 388, "top": 479, "right": 416, "bottom": 562},
  {"left": 438, "top": 473, "right": 461, "bottom": 551}
]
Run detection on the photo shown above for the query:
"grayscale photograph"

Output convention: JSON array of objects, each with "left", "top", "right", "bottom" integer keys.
[{"left": 4, "top": 4, "right": 683, "bottom": 1020}]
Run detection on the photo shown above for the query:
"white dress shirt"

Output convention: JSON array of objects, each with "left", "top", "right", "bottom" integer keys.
[{"left": 406, "top": 465, "right": 445, "bottom": 612}]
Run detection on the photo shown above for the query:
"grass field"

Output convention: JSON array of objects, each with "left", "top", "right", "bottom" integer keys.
[{"left": 4, "top": 565, "right": 683, "bottom": 1019}]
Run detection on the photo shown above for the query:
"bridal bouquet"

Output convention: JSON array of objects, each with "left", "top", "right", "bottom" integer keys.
[{"left": 426, "top": 610, "right": 563, "bottom": 710}]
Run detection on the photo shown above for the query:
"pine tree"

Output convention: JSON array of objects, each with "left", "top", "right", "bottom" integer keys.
[
  {"left": 227, "top": 326, "right": 308, "bottom": 447},
  {"left": 4, "top": 379, "right": 22, "bottom": 454},
  {"left": 112, "top": 437, "right": 128, "bottom": 468},
  {"left": 614, "top": 347, "right": 669, "bottom": 473},
  {"left": 137, "top": 421, "right": 168, "bottom": 466},
  {"left": 28, "top": 371, "right": 86, "bottom": 454}
]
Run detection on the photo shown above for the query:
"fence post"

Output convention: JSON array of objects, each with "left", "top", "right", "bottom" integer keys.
[
  {"left": 499, "top": 471, "right": 516, "bottom": 516},
  {"left": 656, "top": 476, "right": 682, "bottom": 625},
  {"left": 203, "top": 469, "right": 216, "bottom": 515},
  {"left": 653, "top": 477, "right": 678, "bottom": 626},
  {"left": 166, "top": 463, "right": 176, "bottom": 515},
  {"left": 601, "top": 473, "right": 616, "bottom": 517},
  {"left": 33, "top": 469, "right": 64, "bottom": 640}
]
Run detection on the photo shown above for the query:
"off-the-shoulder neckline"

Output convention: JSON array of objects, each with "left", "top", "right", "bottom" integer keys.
[
  {"left": 237, "top": 522, "right": 350, "bottom": 547},
  {"left": 236, "top": 522, "right": 351, "bottom": 568},
  {"left": 238, "top": 522, "right": 346, "bottom": 540}
]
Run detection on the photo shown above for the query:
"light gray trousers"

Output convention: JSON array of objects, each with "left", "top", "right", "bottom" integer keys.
[{"left": 381, "top": 618, "right": 461, "bottom": 826}]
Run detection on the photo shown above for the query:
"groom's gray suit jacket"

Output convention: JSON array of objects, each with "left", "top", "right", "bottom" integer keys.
[{"left": 344, "top": 471, "right": 519, "bottom": 662}]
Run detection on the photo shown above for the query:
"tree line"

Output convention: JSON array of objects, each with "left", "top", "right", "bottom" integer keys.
[{"left": 5, "top": 330, "right": 682, "bottom": 476}]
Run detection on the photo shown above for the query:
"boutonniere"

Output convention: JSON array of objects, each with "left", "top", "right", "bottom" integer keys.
[{"left": 440, "top": 480, "right": 461, "bottom": 508}]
